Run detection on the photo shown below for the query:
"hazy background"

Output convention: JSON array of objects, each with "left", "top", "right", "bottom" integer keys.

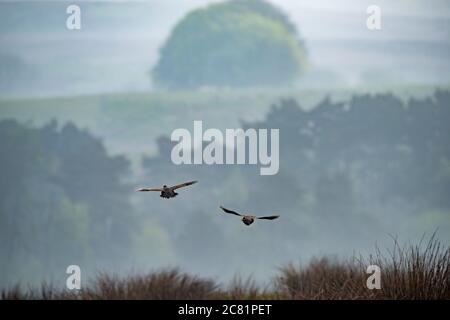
[
  {"left": 0, "top": 0, "right": 449, "bottom": 289},
  {"left": 1, "top": 0, "right": 450, "bottom": 97}
]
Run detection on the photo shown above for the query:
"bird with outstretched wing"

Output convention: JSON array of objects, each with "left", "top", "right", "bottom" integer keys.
[
  {"left": 220, "top": 206, "right": 280, "bottom": 226},
  {"left": 137, "top": 181, "right": 197, "bottom": 199}
]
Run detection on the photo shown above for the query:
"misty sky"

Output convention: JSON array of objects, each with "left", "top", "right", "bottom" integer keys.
[{"left": 1, "top": 0, "right": 449, "bottom": 97}]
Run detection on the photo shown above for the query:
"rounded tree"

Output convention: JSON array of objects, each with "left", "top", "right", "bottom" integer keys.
[{"left": 152, "top": 0, "right": 307, "bottom": 89}]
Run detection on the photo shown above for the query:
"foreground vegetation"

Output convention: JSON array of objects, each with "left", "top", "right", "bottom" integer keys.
[{"left": 2, "top": 236, "right": 448, "bottom": 300}]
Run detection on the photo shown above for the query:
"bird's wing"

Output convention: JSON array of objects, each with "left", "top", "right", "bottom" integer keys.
[
  {"left": 257, "top": 215, "right": 280, "bottom": 220},
  {"left": 136, "top": 188, "right": 163, "bottom": 192},
  {"left": 171, "top": 180, "right": 198, "bottom": 190},
  {"left": 220, "top": 206, "right": 242, "bottom": 216}
]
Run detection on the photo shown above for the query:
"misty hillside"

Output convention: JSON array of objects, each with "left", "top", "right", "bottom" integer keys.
[
  {"left": 1, "top": 0, "right": 450, "bottom": 97},
  {"left": 1, "top": 89, "right": 449, "bottom": 288}
]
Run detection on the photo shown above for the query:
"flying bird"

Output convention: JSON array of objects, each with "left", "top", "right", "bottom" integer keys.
[
  {"left": 219, "top": 206, "right": 280, "bottom": 226},
  {"left": 136, "top": 181, "right": 197, "bottom": 199}
]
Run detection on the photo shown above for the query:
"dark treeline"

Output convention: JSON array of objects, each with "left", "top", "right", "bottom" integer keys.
[
  {"left": 0, "top": 120, "right": 134, "bottom": 287},
  {"left": 241, "top": 90, "right": 450, "bottom": 211},
  {"left": 1, "top": 90, "right": 449, "bottom": 287},
  {"left": 140, "top": 90, "right": 450, "bottom": 278}
]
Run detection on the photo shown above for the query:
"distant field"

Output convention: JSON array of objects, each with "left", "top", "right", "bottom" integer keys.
[{"left": 0, "top": 85, "right": 446, "bottom": 167}]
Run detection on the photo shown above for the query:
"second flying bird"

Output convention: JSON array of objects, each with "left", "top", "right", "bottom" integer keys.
[{"left": 137, "top": 181, "right": 197, "bottom": 199}]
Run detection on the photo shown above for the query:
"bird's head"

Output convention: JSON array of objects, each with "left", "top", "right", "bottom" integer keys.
[{"left": 163, "top": 185, "right": 167, "bottom": 188}]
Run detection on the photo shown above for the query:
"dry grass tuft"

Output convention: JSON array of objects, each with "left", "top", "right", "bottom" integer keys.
[
  {"left": 76, "top": 268, "right": 218, "bottom": 300},
  {"left": 2, "top": 236, "right": 449, "bottom": 300},
  {"left": 275, "top": 234, "right": 449, "bottom": 299}
]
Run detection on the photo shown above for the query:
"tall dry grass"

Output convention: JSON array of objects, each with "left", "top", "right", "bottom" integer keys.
[
  {"left": 367, "top": 234, "right": 449, "bottom": 299},
  {"left": 2, "top": 236, "right": 449, "bottom": 300},
  {"left": 275, "top": 234, "right": 449, "bottom": 299}
]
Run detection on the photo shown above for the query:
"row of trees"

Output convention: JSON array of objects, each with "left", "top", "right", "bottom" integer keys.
[
  {"left": 0, "top": 120, "right": 134, "bottom": 287},
  {"left": 2, "top": 90, "right": 449, "bottom": 286},
  {"left": 139, "top": 90, "right": 450, "bottom": 278}
]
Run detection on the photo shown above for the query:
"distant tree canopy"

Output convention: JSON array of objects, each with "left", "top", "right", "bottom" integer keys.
[
  {"left": 0, "top": 120, "right": 134, "bottom": 287},
  {"left": 152, "top": 0, "right": 307, "bottom": 89},
  {"left": 140, "top": 90, "right": 450, "bottom": 270}
]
